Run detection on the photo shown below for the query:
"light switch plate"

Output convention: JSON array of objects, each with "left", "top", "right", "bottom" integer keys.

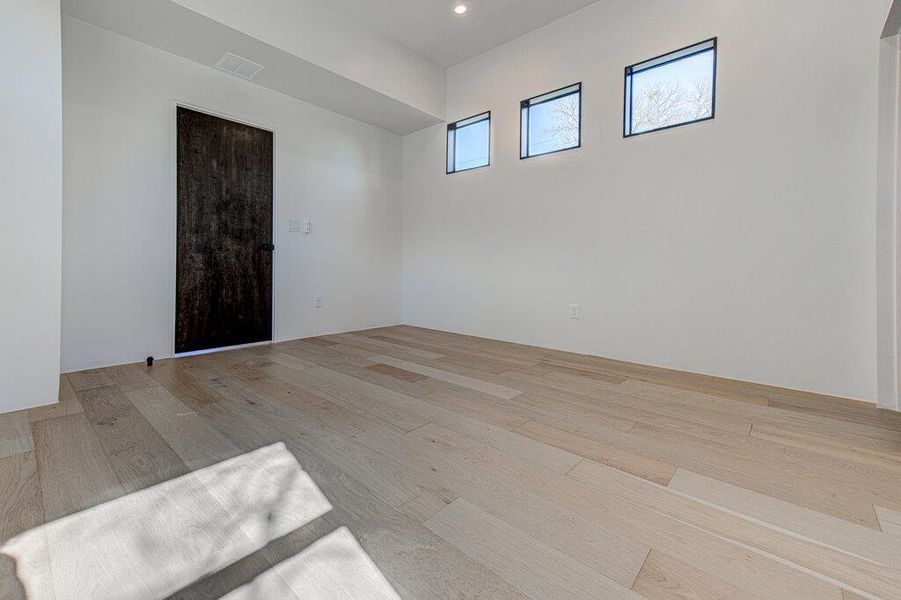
[
  {"left": 288, "top": 219, "right": 301, "bottom": 233},
  {"left": 569, "top": 304, "right": 581, "bottom": 319},
  {"left": 303, "top": 218, "right": 312, "bottom": 234},
  {"left": 312, "top": 295, "right": 322, "bottom": 309}
]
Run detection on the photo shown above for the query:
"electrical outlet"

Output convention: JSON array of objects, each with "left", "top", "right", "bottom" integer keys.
[
  {"left": 569, "top": 304, "right": 581, "bottom": 319},
  {"left": 312, "top": 295, "right": 322, "bottom": 309},
  {"left": 288, "top": 219, "right": 301, "bottom": 233}
]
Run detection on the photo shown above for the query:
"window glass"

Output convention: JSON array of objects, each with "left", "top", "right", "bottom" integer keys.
[
  {"left": 520, "top": 83, "right": 581, "bottom": 159},
  {"left": 447, "top": 112, "right": 490, "bottom": 173},
  {"left": 625, "top": 39, "right": 716, "bottom": 137}
]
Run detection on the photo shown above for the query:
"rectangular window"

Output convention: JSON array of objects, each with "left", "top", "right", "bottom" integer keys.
[
  {"left": 520, "top": 83, "right": 581, "bottom": 159},
  {"left": 447, "top": 112, "right": 490, "bottom": 174},
  {"left": 624, "top": 38, "right": 716, "bottom": 137}
]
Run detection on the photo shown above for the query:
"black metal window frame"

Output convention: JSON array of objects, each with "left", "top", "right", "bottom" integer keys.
[
  {"left": 519, "top": 82, "right": 582, "bottom": 160},
  {"left": 446, "top": 111, "right": 491, "bottom": 174},
  {"left": 623, "top": 38, "right": 717, "bottom": 138}
]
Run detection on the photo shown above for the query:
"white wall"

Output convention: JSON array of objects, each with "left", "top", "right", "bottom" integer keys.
[
  {"left": 62, "top": 16, "right": 403, "bottom": 373},
  {"left": 403, "top": 0, "right": 891, "bottom": 402},
  {"left": 0, "top": 0, "right": 62, "bottom": 412}
]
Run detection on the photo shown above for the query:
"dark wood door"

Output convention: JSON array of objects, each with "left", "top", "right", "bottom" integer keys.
[{"left": 176, "top": 107, "right": 273, "bottom": 353}]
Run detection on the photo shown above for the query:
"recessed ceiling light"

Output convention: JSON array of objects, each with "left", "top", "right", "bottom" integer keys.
[{"left": 454, "top": 5, "right": 467, "bottom": 15}]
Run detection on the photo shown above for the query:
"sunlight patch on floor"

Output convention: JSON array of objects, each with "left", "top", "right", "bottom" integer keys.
[
  {"left": 2, "top": 443, "right": 331, "bottom": 600},
  {"left": 221, "top": 526, "right": 401, "bottom": 600}
]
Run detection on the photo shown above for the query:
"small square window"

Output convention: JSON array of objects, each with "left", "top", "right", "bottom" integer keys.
[
  {"left": 624, "top": 38, "right": 717, "bottom": 137},
  {"left": 520, "top": 83, "right": 581, "bottom": 159},
  {"left": 447, "top": 112, "right": 490, "bottom": 174}
]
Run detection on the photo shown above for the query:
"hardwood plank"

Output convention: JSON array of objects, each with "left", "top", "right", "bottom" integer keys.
[
  {"left": 0, "top": 452, "right": 44, "bottom": 542},
  {"left": 397, "top": 489, "right": 453, "bottom": 523},
  {"left": 381, "top": 327, "right": 884, "bottom": 421},
  {"left": 12, "top": 325, "right": 901, "bottom": 599},
  {"left": 0, "top": 451, "right": 48, "bottom": 600},
  {"left": 751, "top": 421, "right": 901, "bottom": 472},
  {"left": 365, "top": 363, "right": 427, "bottom": 382},
  {"left": 125, "top": 385, "right": 243, "bottom": 471},
  {"left": 353, "top": 425, "right": 670, "bottom": 592},
  {"left": 79, "top": 385, "right": 190, "bottom": 492},
  {"left": 370, "top": 333, "right": 460, "bottom": 356},
  {"left": 190, "top": 387, "right": 528, "bottom": 599},
  {"left": 373, "top": 328, "right": 544, "bottom": 366},
  {"left": 28, "top": 375, "right": 84, "bottom": 422},
  {"left": 559, "top": 396, "right": 901, "bottom": 525},
  {"left": 61, "top": 362, "right": 157, "bottom": 395},
  {"left": 621, "top": 379, "right": 895, "bottom": 440},
  {"left": 102, "top": 362, "right": 160, "bottom": 392},
  {"left": 875, "top": 505, "right": 901, "bottom": 538},
  {"left": 632, "top": 550, "right": 761, "bottom": 600},
  {"left": 371, "top": 355, "right": 523, "bottom": 399},
  {"left": 226, "top": 362, "right": 377, "bottom": 436},
  {"left": 300, "top": 336, "right": 338, "bottom": 347},
  {"left": 496, "top": 371, "right": 746, "bottom": 438},
  {"left": 422, "top": 389, "right": 530, "bottom": 429},
  {"left": 426, "top": 498, "right": 642, "bottom": 600},
  {"left": 517, "top": 420, "right": 676, "bottom": 485},
  {"left": 568, "top": 459, "right": 901, "bottom": 599},
  {"left": 147, "top": 359, "right": 224, "bottom": 407},
  {"left": 537, "top": 360, "right": 628, "bottom": 385},
  {"left": 328, "top": 359, "right": 444, "bottom": 399},
  {"left": 307, "top": 367, "right": 580, "bottom": 475},
  {"left": 328, "top": 332, "right": 445, "bottom": 360},
  {"left": 208, "top": 375, "right": 425, "bottom": 509},
  {"left": 65, "top": 367, "right": 114, "bottom": 392},
  {"left": 32, "top": 413, "right": 125, "bottom": 520},
  {"left": 225, "top": 527, "right": 401, "bottom": 600},
  {"left": 373, "top": 422, "right": 842, "bottom": 600},
  {"left": 516, "top": 405, "right": 860, "bottom": 529},
  {"left": 535, "top": 368, "right": 626, "bottom": 396},
  {"left": 279, "top": 341, "right": 374, "bottom": 368},
  {"left": 627, "top": 422, "right": 896, "bottom": 528},
  {"left": 266, "top": 350, "right": 319, "bottom": 370},
  {"left": 17, "top": 443, "right": 327, "bottom": 600},
  {"left": 432, "top": 414, "right": 581, "bottom": 476},
  {"left": 589, "top": 383, "right": 753, "bottom": 436},
  {"left": 260, "top": 362, "right": 427, "bottom": 432},
  {"left": 508, "top": 390, "right": 639, "bottom": 434},
  {"left": 0, "top": 411, "right": 33, "bottom": 458},
  {"left": 668, "top": 469, "right": 901, "bottom": 569},
  {"left": 768, "top": 397, "right": 901, "bottom": 433}
]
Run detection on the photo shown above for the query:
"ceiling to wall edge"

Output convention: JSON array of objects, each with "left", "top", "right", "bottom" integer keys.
[
  {"left": 884, "top": 0, "right": 901, "bottom": 37},
  {"left": 60, "top": 0, "right": 445, "bottom": 136}
]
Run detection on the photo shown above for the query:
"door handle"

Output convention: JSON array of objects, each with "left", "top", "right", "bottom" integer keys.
[{"left": 259, "top": 243, "right": 275, "bottom": 252}]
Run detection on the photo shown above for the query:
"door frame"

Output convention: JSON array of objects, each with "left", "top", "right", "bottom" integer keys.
[{"left": 169, "top": 100, "right": 279, "bottom": 358}]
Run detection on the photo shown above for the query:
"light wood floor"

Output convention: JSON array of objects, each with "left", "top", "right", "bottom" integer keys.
[{"left": 3, "top": 325, "right": 901, "bottom": 599}]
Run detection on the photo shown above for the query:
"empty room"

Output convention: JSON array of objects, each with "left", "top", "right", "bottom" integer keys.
[{"left": 4, "top": 0, "right": 901, "bottom": 598}]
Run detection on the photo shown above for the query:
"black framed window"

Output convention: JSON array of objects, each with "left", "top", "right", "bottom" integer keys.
[
  {"left": 520, "top": 83, "right": 581, "bottom": 159},
  {"left": 447, "top": 111, "right": 490, "bottom": 174},
  {"left": 624, "top": 38, "right": 717, "bottom": 137}
]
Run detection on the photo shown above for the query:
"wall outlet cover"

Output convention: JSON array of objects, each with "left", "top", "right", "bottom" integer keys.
[
  {"left": 569, "top": 304, "right": 581, "bottom": 319},
  {"left": 288, "top": 219, "right": 302, "bottom": 233}
]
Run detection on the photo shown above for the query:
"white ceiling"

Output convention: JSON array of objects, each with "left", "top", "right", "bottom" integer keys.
[
  {"left": 329, "top": 0, "right": 600, "bottom": 68},
  {"left": 63, "top": 0, "right": 445, "bottom": 134}
]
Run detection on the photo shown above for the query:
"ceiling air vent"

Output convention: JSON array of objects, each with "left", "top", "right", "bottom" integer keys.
[{"left": 215, "top": 52, "right": 265, "bottom": 80}]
